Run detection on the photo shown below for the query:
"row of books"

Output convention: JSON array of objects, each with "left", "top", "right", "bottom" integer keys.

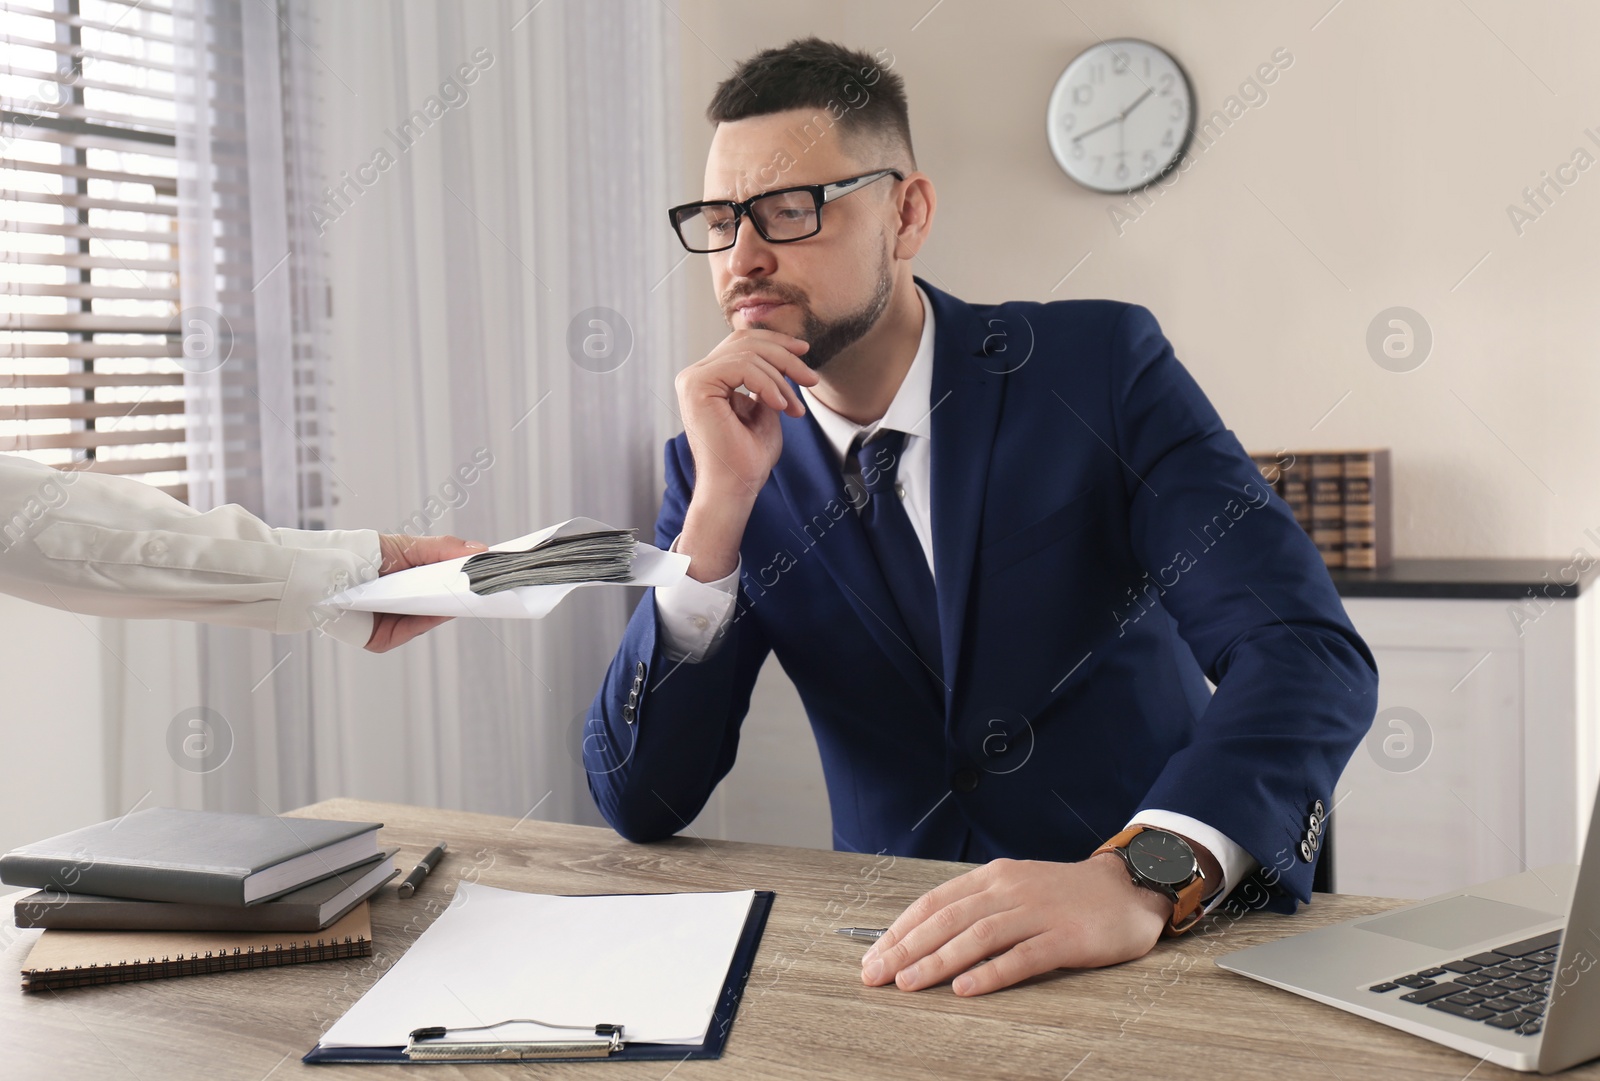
[
  {"left": 1249, "top": 448, "right": 1393, "bottom": 570},
  {"left": 1, "top": 808, "right": 395, "bottom": 991}
]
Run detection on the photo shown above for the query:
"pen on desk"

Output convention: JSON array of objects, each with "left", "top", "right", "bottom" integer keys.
[
  {"left": 397, "top": 841, "right": 449, "bottom": 898},
  {"left": 833, "top": 927, "right": 887, "bottom": 941}
]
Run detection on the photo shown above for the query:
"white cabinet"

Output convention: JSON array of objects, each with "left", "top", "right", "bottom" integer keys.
[{"left": 1334, "top": 569, "right": 1600, "bottom": 899}]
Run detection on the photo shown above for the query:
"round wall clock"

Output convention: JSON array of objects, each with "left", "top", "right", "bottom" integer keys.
[{"left": 1046, "top": 38, "right": 1195, "bottom": 194}]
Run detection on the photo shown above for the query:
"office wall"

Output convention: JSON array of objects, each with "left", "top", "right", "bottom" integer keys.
[
  {"left": 676, "top": 0, "right": 1600, "bottom": 558},
  {"left": 675, "top": 1, "right": 1600, "bottom": 848}
]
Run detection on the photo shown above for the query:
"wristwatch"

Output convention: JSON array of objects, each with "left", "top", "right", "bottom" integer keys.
[{"left": 1093, "top": 826, "right": 1209, "bottom": 935}]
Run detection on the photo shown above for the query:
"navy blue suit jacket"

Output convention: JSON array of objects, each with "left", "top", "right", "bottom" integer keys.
[{"left": 588, "top": 280, "right": 1377, "bottom": 911}]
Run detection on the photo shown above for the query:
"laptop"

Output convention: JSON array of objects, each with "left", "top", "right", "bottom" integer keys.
[{"left": 1216, "top": 786, "right": 1600, "bottom": 1074}]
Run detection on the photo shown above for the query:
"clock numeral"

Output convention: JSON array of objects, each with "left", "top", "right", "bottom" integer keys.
[
  {"left": 1169, "top": 98, "right": 1185, "bottom": 121},
  {"left": 1058, "top": 112, "right": 1076, "bottom": 133},
  {"left": 1141, "top": 150, "right": 1156, "bottom": 172},
  {"left": 1112, "top": 52, "right": 1129, "bottom": 75},
  {"left": 1162, "top": 128, "right": 1175, "bottom": 148},
  {"left": 1071, "top": 142, "right": 1085, "bottom": 161},
  {"left": 1072, "top": 83, "right": 1093, "bottom": 106},
  {"left": 1158, "top": 72, "right": 1175, "bottom": 96},
  {"left": 1116, "top": 161, "right": 1130, "bottom": 182}
]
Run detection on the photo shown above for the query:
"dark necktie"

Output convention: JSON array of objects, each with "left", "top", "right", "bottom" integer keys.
[{"left": 849, "top": 428, "right": 942, "bottom": 681}]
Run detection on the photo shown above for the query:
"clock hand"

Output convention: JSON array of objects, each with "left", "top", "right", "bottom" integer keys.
[
  {"left": 1120, "top": 87, "right": 1154, "bottom": 119},
  {"left": 1071, "top": 112, "right": 1122, "bottom": 144},
  {"left": 1071, "top": 86, "right": 1157, "bottom": 144}
]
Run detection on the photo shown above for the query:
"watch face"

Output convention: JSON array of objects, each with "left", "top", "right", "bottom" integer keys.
[
  {"left": 1046, "top": 38, "right": 1194, "bottom": 194},
  {"left": 1126, "top": 830, "right": 1197, "bottom": 886}
]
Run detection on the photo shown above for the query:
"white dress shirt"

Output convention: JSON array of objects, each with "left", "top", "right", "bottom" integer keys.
[
  {"left": 0, "top": 453, "right": 379, "bottom": 646},
  {"left": 653, "top": 286, "right": 1256, "bottom": 909}
]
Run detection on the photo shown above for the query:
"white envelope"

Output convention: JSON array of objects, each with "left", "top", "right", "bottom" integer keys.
[{"left": 323, "top": 516, "right": 687, "bottom": 619}]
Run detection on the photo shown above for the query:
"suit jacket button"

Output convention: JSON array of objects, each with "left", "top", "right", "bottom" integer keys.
[
  {"left": 1313, "top": 799, "right": 1325, "bottom": 818},
  {"left": 635, "top": 661, "right": 647, "bottom": 681},
  {"left": 622, "top": 704, "right": 635, "bottom": 724},
  {"left": 627, "top": 688, "right": 639, "bottom": 710},
  {"left": 952, "top": 768, "right": 980, "bottom": 794},
  {"left": 1299, "top": 839, "right": 1314, "bottom": 862}
]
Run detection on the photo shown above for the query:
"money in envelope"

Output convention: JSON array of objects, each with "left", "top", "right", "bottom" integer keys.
[{"left": 324, "top": 516, "right": 689, "bottom": 619}]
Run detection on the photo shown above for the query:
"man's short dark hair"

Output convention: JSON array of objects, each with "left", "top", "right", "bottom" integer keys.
[{"left": 706, "top": 37, "right": 914, "bottom": 168}]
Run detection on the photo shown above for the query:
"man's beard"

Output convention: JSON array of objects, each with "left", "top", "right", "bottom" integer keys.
[{"left": 727, "top": 251, "right": 894, "bottom": 371}]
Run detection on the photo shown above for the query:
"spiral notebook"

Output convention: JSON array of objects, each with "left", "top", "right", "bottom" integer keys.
[{"left": 19, "top": 901, "right": 372, "bottom": 992}]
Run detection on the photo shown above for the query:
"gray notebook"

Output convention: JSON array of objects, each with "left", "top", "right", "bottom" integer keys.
[
  {"left": 0, "top": 808, "right": 382, "bottom": 907},
  {"left": 13, "top": 847, "right": 400, "bottom": 932}
]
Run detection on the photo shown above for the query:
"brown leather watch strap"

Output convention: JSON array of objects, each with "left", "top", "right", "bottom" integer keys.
[
  {"left": 1167, "top": 869, "right": 1208, "bottom": 935},
  {"left": 1093, "top": 826, "right": 1208, "bottom": 936}
]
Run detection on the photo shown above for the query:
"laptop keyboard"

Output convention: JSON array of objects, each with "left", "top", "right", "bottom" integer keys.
[{"left": 1367, "top": 928, "right": 1561, "bottom": 1037}]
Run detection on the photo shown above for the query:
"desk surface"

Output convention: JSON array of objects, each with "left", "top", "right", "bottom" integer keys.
[{"left": 4, "top": 798, "right": 1595, "bottom": 1081}]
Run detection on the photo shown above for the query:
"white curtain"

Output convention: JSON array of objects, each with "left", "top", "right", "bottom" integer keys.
[
  {"left": 97, "top": 0, "right": 348, "bottom": 823},
  {"left": 309, "top": 0, "right": 684, "bottom": 825},
  {"left": 101, "top": 0, "right": 683, "bottom": 828}
]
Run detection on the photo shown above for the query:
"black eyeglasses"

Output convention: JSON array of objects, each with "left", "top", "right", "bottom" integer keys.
[{"left": 668, "top": 169, "right": 905, "bottom": 253}]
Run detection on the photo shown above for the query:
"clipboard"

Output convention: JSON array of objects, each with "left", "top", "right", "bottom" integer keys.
[{"left": 303, "top": 890, "right": 774, "bottom": 1064}]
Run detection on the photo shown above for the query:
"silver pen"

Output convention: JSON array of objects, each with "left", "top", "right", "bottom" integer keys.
[{"left": 833, "top": 927, "right": 887, "bottom": 941}]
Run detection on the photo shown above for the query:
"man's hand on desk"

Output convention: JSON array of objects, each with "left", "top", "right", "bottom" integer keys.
[
  {"left": 861, "top": 839, "right": 1222, "bottom": 996},
  {"left": 364, "top": 534, "right": 487, "bottom": 653}
]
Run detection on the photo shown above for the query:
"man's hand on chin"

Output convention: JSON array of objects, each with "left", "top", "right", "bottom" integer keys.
[{"left": 859, "top": 852, "right": 1179, "bottom": 997}]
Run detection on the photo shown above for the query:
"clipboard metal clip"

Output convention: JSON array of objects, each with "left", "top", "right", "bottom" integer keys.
[{"left": 404, "top": 1020, "right": 625, "bottom": 1061}]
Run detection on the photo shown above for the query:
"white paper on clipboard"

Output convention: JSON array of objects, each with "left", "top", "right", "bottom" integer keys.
[
  {"left": 322, "top": 516, "right": 687, "bottom": 619},
  {"left": 313, "top": 883, "right": 758, "bottom": 1049}
]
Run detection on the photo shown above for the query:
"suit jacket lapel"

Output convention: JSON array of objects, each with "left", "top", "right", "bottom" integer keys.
[
  {"left": 770, "top": 404, "right": 947, "bottom": 714},
  {"left": 922, "top": 281, "right": 1007, "bottom": 717}
]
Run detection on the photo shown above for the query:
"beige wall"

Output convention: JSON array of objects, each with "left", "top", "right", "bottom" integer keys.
[{"left": 676, "top": 0, "right": 1600, "bottom": 561}]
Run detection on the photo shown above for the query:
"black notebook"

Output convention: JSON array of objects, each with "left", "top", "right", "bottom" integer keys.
[
  {"left": 0, "top": 808, "right": 382, "bottom": 907},
  {"left": 14, "top": 848, "right": 400, "bottom": 932}
]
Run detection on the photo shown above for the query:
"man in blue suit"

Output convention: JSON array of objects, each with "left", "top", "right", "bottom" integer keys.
[{"left": 588, "top": 38, "right": 1377, "bottom": 996}]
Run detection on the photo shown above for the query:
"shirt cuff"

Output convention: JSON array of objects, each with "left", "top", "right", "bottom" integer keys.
[
  {"left": 285, "top": 527, "right": 381, "bottom": 647},
  {"left": 653, "top": 532, "right": 739, "bottom": 663},
  {"left": 1127, "top": 810, "right": 1258, "bottom": 916}
]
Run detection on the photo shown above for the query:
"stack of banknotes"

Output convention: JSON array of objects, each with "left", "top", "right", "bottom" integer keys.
[{"left": 464, "top": 528, "right": 637, "bottom": 596}]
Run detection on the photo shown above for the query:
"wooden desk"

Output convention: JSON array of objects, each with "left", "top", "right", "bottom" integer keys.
[{"left": 4, "top": 798, "right": 1596, "bottom": 1080}]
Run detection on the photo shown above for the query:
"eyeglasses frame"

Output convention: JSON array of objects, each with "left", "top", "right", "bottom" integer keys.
[{"left": 667, "top": 168, "right": 907, "bottom": 253}]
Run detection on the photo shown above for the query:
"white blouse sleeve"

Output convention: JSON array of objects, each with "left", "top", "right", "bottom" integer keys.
[{"left": 0, "top": 455, "right": 380, "bottom": 647}]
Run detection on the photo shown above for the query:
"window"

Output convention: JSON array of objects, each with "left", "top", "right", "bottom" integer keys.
[{"left": 2, "top": 0, "right": 189, "bottom": 499}]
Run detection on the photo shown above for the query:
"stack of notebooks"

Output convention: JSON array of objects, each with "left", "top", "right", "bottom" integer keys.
[
  {"left": 1249, "top": 448, "right": 1393, "bottom": 570},
  {"left": 0, "top": 808, "right": 396, "bottom": 992}
]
